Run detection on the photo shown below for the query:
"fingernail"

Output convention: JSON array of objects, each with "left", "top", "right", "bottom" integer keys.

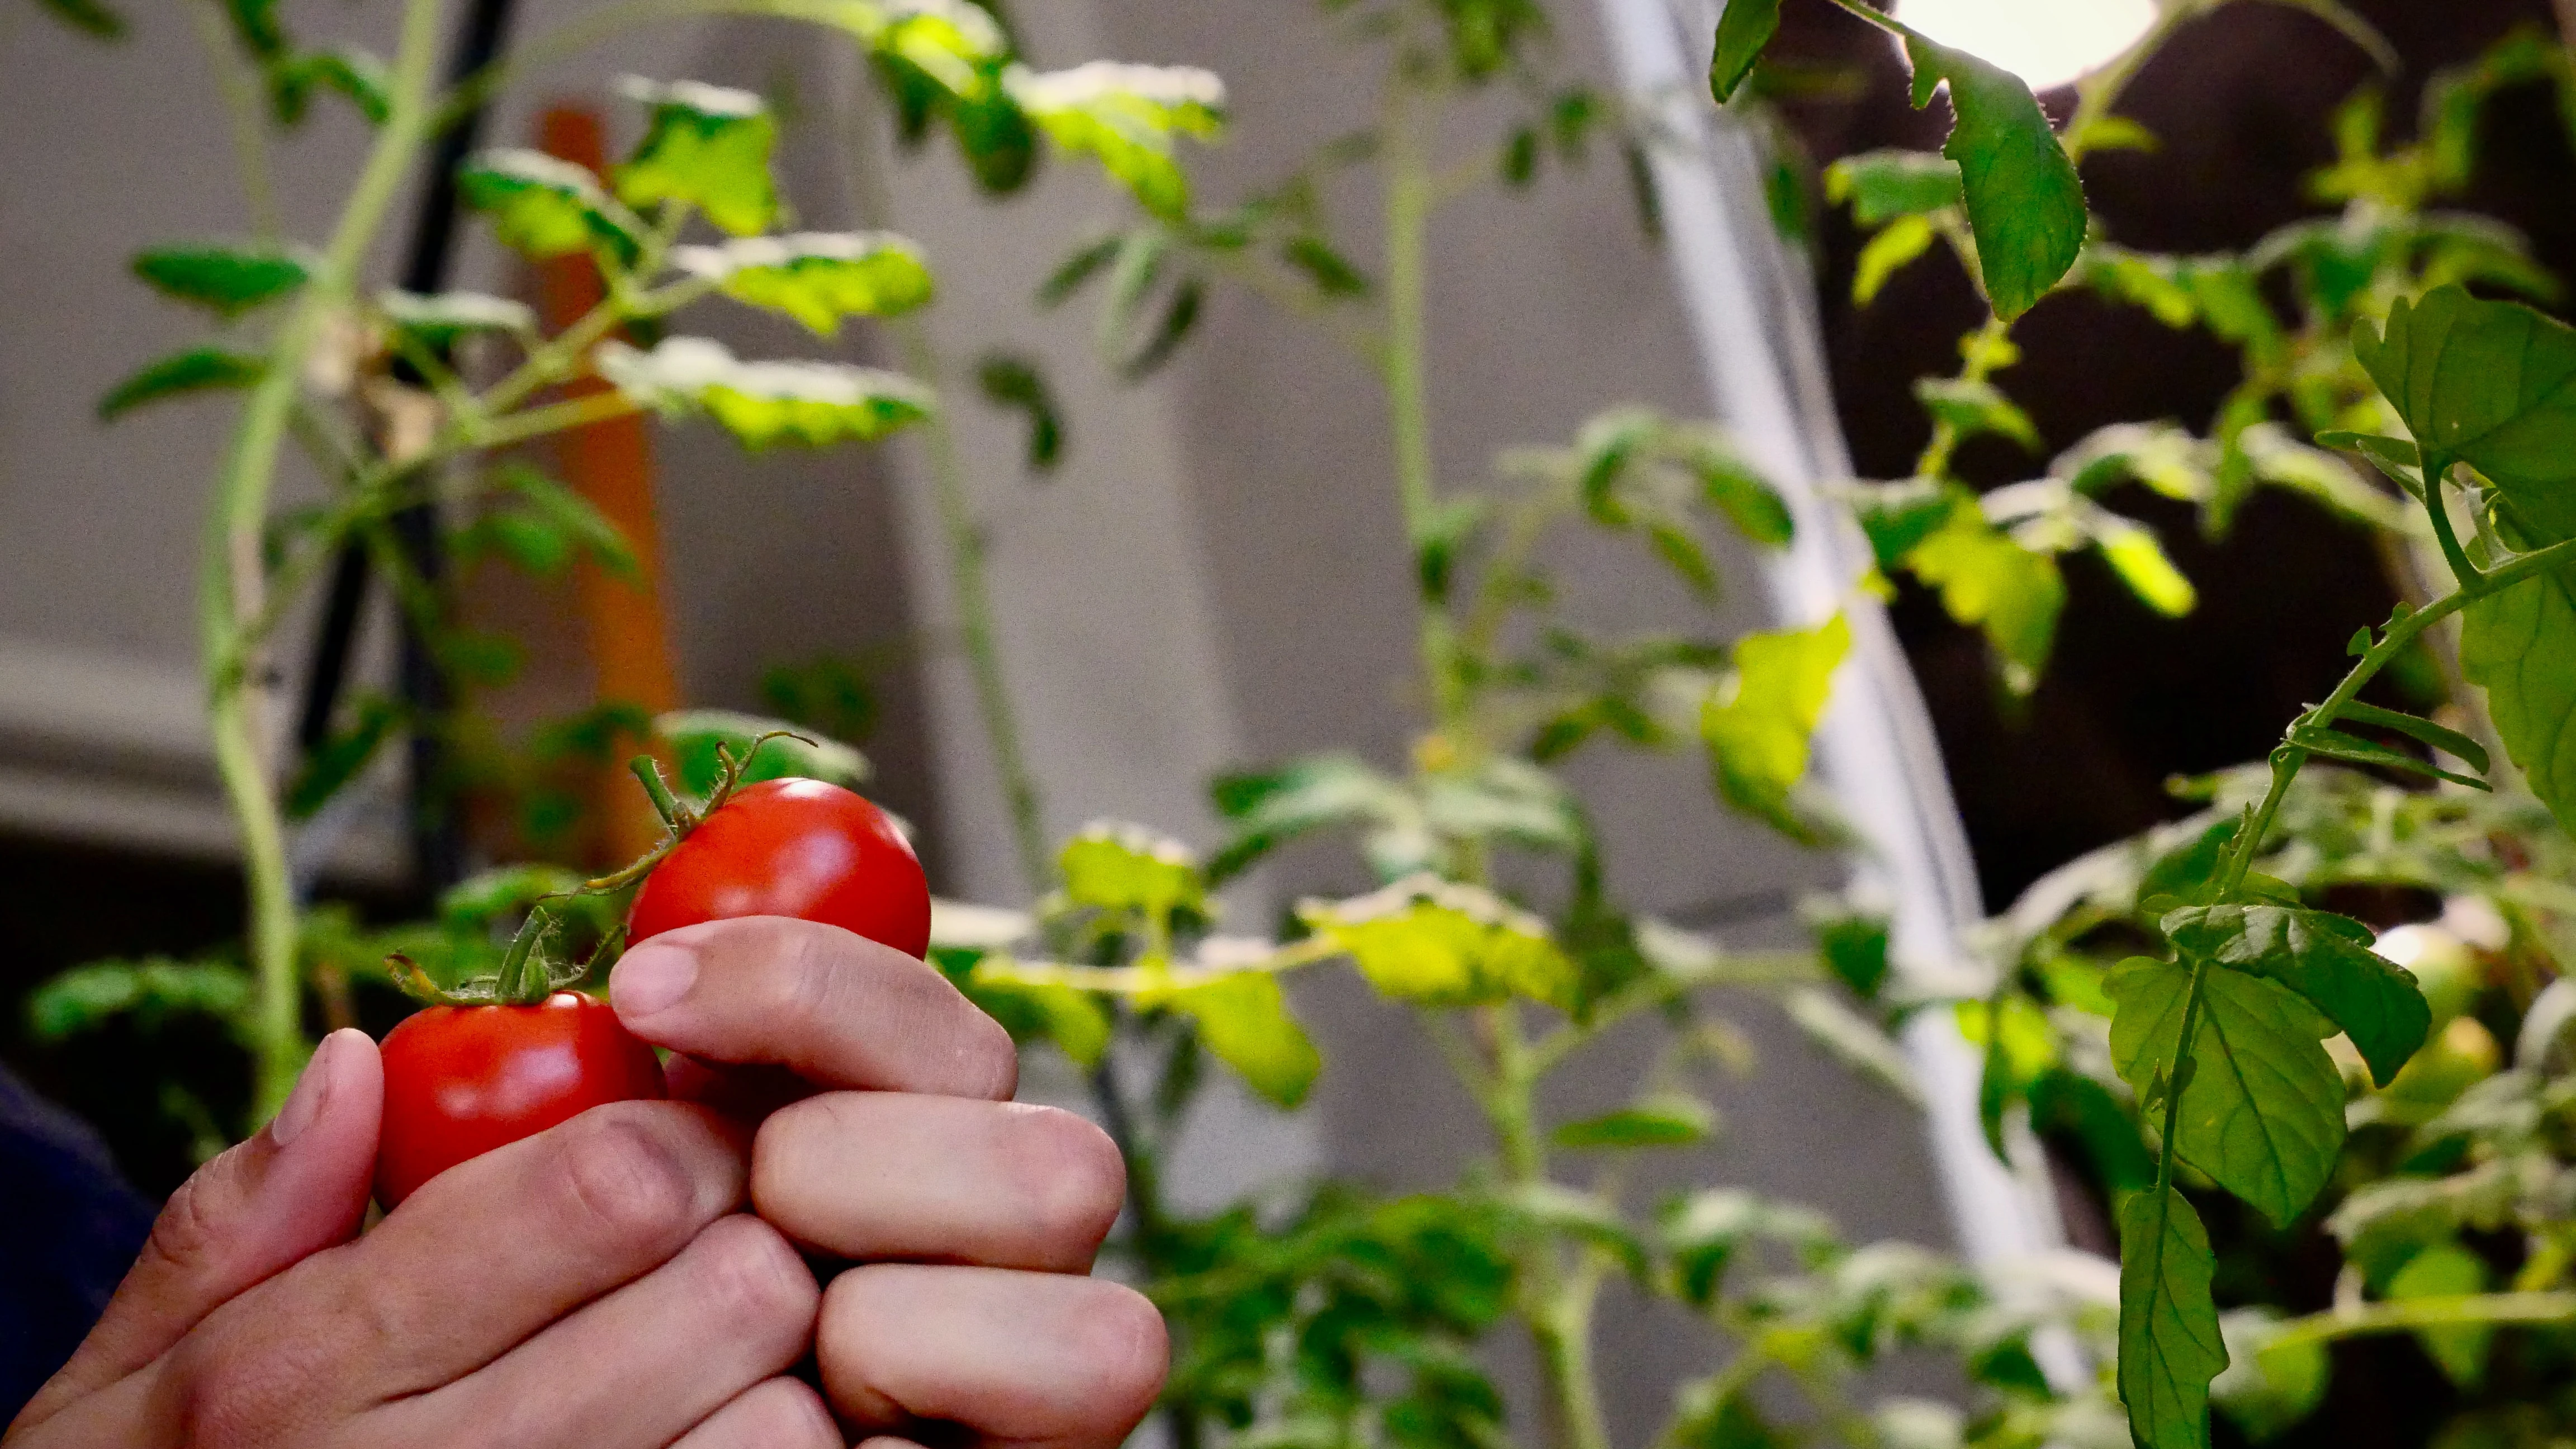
[
  {"left": 613, "top": 941, "right": 699, "bottom": 1019},
  {"left": 269, "top": 1030, "right": 343, "bottom": 1147}
]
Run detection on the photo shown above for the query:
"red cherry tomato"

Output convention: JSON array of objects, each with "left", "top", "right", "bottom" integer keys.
[
  {"left": 375, "top": 992, "right": 666, "bottom": 1209},
  {"left": 628, "top": 776, "right": 930, "bottom": 958}
]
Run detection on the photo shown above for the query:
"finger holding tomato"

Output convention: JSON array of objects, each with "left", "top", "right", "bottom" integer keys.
[{"left": 611, "top": 916, "right": 1169, "bottom": 1449}]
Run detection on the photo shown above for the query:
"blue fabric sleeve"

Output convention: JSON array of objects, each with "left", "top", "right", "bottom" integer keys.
[{"left": 0, "top": 1064, "right": 153, "bottom": 1424}]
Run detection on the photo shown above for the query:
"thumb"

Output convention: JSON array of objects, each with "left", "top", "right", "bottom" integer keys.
[{"left": 10, "top": 1027, "right": 381, "bottom": 1429}]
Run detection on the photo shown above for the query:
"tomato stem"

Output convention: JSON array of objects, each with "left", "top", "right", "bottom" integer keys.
[{"left": 630, "top": 754, "right": 693, "bottom": 834}]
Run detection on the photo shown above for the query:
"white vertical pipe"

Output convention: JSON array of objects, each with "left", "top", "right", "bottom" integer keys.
[{"left": 1593, "top": 0, "right": 2072, "bottom": 1279}]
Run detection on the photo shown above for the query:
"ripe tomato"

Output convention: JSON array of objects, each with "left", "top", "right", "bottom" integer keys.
[
  {"left": 375, "top": 992, "right": 667, "bottom": 1208},
  {"left": 628, "top": 776, "right": 930, "bottom": 958}
]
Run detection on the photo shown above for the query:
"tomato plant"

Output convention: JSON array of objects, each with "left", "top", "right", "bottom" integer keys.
[
  {"left": 629, "top": 778, "right": 930, "bottom": 959},
  {"left": 375, "top": 991, "right": 665, "bottom": 1208}
]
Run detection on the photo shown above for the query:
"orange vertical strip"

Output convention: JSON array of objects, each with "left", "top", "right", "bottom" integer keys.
[{"left": 535, "top": 106, "right": 682, "bottom": 864}]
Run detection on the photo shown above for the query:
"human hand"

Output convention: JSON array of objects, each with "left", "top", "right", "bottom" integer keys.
[
  {"left": 607, "top": 916, "right": 1168, "bottom": 1449},
  {"left": 4, "top": 1027, "right": 820, "bottom": 1449}
]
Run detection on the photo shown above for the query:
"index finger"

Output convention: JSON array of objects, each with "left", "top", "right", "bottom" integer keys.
[{"left": 611, "top": 916, "right": 1017, "bottom": 1101}]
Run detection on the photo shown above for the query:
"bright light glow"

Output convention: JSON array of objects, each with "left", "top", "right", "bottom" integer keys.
[{"left": 1891, "top": 0, "right": 2157, "bottom": 92}]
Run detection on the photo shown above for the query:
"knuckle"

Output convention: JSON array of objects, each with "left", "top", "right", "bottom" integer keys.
[
  {"left": 553, "top": 1106, "right": 704, "bottom": 1250},
  {"left": 1006, "top": 1107, "right": 1126, "bottom": 1260},
  {"left": 169, "top": 1323, "right": 321, "bottom": 1447},
  {"left": 694, "top": 1216, "right": 820, "bottom": 1345},
  {"left": 143, "top": 1148, "right": 251, "bottom": 1276}
]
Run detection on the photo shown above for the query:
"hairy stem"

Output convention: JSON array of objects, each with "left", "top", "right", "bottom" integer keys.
[
  {"left": 1484, "top": 1005, "right": 1615, "bottom": 1449},
  {"left": 210, "top": 0, "right": 449, "bottom": 1119},
  {"left": 839, "top": 63, "right": 1051, "bottom": 894},
  {"left": 184, "top": 0, "right": 281, "bottom": 240},
  {"left": 1382, "top": 77, "right": 1462, "bottom": 726}
]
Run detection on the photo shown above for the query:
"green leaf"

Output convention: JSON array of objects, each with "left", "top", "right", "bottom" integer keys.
[
  {"left": 959, "top": 969, "right": 1112, "bottom": 1068},
  {"left": 2161, "top": 905, "right": 2426, "bottom": 1086},
  {"left": 286, "top": 692, "right": 401, "bottom": 818},
  {"left": 1208, "top": 752, "right": 1407, "bottom": 882},
  {"left": 271, "top": 46, "right": 390, "bottom": 125},
  {"left": 1304, "top": 876, "right": 1578, "bottom": 1012},
  {"left": 2118, "top": 1187, "right": 2228, "bottom": 1449},
  {"left": 597, "top": 337, "right": 934, "bottom": 449},
  {"left": 2108, "top": 958, "right": 2346, "bottom": 1227},
  {"left": 1059, "top": 821, "right": 1206, "bottom": 921},
  {"left": 2286, "top": 723, "right": 2489, "bottom": 792},
  {"left": 1005, "top": 61, "right": 1225, "bottom": 220},
  {"left": 459, "top": 149, "right": 636, "bottom": 260},
  {"left": 2095, "top": 518, "right": 2198, "bottom": 617},
  {"left": 1497, "top": 1182, "right": 1647, "bottom": 1279},
  {"left": 1806, "top": 899, "right": 1891, "bottom": 1000},
  {"left": 1915, "top": 377, "right": 2039, "bottom": 452},
  {"left": 1846, "top": 479, "right": 1957, "bottom": 570},
  {"left": 1163, "top": 971, "right": 1319, "bottom": 1109},
  {"left": 1282, "top": 235, "right": 1370, "bottom": 297},
  {"left": 33, "top": 0, "right": 124, "bottom": 39},
  {"left": 1660, "top": 1190, "right": 1837, "bottom": 1307},
  {"left": 27, "top": 959, "right": 253, "bottom": 1040},
  {"left": 98, "top": 347, "right": 264, "bottom": 421},
  {"left": 1853, "top": 214, "right": 1939, "bottom": 305},
  {"left": 2461, "top": 562, "right": 2576, "bottom": 835},
  {"left": 1902, "top": 508, "right": 2063, "bottom": 689},
  {"left": 976, "top": 353, "right": 1064, "bottom": 471},
  {"left": 467, "top": 463, "right": 637, "bottom": 581},
  {"left": 1822, "top": 150, "right": 1962, "bottom": 227},
  {"left": 1699, "top": 614, "right": 1848, "bottom": 838},
  {"left": 2387, "top": 1242, "right": 2492, "bottom": 1387},
  {"left": 612, "top": 77, "right": 778, "bottom": 236},
  {"left": 381, "top": 289, "right": 537, "bottom": 353},
  {"left": 1706, "top": 0, "right": 1779, "bottom": 105},
  {"left": 2353, "top": 286, "right": 2576, "bottom": 543},
  {"left": 132, "top": 245, "right": 307, "bottom": 318},
  {"left": 654, "top": 708, "right": 870, "bottom": 794},
  {"left": 2210, "top": 1309, "right": 2329, "bottom": 1442},
  {"left": 2327, "top": 699, "right": 2490, "bottom": 776},
  {"left": 1553, "top": 1093, "right": 1717, "bottom": 1149},
  {"left": 1900, "top": 34, "right": 2085, "bottom": 321},
  {"left": 674, "top": 232, "right": 935, "bottom": 335}
]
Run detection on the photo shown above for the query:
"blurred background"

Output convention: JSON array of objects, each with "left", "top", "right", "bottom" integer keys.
[{"left": 4, "top": 0, "right": 2572, "bottom": 1441}]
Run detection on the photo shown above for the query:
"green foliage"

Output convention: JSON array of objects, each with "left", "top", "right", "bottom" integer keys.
[
  {"left": 98, "top": 347, "right": 264, "bottom": 421},
  {"left": 675, "top": 233, "right": 935, "bottom": 335},
  {"left": 1158, "top": 970, "right": 1320, "bottom": 1109},
  {"left": 1897, "top": 34, "right": 2085, "bottom": 321},
  {"left": 1706, "top": 0, "right": 1778, "bottom": 106},
  {"left": 1005, "top": 61, "right": 1226, "bottom": 220},
  {"left": 458, "top": 464, "right": 638, "bottom": 582},
  {"left": 131, "top": 245, "right": 308, "bottom": 318},
  {"left": 1554, "top": 1093, "right": 1717, "bottom": 1149},
  {"left": 379, "top": 290, "right": 538, "bottom": 350},
  {"left": 286, "top": 691, "right": 401, "bottom": 818},
  {"left": 2109, "top": 959, "right": 2345, "bottom": 1228},
  {"left": 27, "top": 959, "right": 253, "bottom": 1041},
  {"left": 1303, "top": 876, "right": 1579, "bottom": 1012},
  {"left": 2119, "top": 1189, "right": 2228, "bottom": 1449},
  {"left": 1699, "top": 615, "right": 1847, "bottom": 837},
  {"left": 2209, "top": 1310, "right": 2330, "bottom": 1442},
  {"left": 1901, "top": 508, "right": 2063, "bottom": 691},
  {"left": 2461, "top": 565, "right": 2576, "bottom": 831},
  {"left": 596, "top": 337, "right": 935, "bottom": 449},
  {"left": 975, "top": 353, "right": 1064, "bottom": 470},
  {"left": 1060, "top": 821, "right": 1207, "bottom": 922},
  {"left": 271, "top": 48, "right": 391, "bottom": 125},
  {"left": 612, "top": 78, "right": 779, "bottom": 236},
  {"left": 655, "top": 708, "right": 870, "bottom": 795},
  {"left": 2160, "top": 904, "right": 2428, "bottom": 1086},
  {"left": 2355, "top": 286, "right": 2576, "bottom": 543},
  {"left": 1824, "top": 150, "right": 1962, "bottom": 228},
  {"left": 32, "top": 0, "right": 124, "bottom": 39},
  {"left": 459, "top": 149, "right": 637, "bottom": 260}
]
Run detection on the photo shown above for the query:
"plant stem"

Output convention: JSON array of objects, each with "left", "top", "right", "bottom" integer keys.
[
  {"left": 2261, "top": 1291, "right": 2576, "bottom": 1354},
  {"left": 837, "top": 61, "right": 1051, "bottom": 895},
  {"left": 1381, "top": 77, "right": 1461, "bottom": 726},
  {"left": 184, "top": 0, "right": 281, "bottom": 240},
  {"left": 1482, "top": 1005, "right": 1615, "bottom": 1449},
  {"left": 206, "top": 0, "right": 449, "bottom": 1119},
  {"left": 2217, "top": 531, "right": 2576, "bottom": 895}
]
